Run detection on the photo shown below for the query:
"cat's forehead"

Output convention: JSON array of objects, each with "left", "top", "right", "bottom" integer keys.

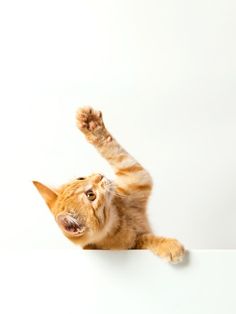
[{"left": 59, "top": 179, "right": 96, "bottom": 196}]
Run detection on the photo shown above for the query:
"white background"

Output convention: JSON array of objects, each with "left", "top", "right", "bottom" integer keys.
[{"left": 0, "top": 0, "right": 236, "bottom": 249}]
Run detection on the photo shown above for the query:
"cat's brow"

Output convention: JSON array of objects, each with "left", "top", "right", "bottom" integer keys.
[
  {"left": 75, "top": 187, "right": 85, "bottom": 194},
  {"left": 84, "top": 184, "right": 93, "bottom": 192},
  {"left": 75, "top": 184, "right": 93, "bottom": 194}
]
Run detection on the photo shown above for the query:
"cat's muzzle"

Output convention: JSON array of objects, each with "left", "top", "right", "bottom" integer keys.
[{"left": 56, "top": 214, "right": 86, "bottom": 236}]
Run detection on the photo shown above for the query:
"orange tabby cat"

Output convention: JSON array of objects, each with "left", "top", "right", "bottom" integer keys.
[{"left": 33, "top": 107, "right": 185, "bottom": 263}]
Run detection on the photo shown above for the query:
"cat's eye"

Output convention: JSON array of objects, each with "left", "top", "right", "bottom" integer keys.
[
  {"left": 77, "top": 177, "right": 85, "bottom": 180},
  {"left": 86, "top": 190, "right": 96, "bottom": 201}
]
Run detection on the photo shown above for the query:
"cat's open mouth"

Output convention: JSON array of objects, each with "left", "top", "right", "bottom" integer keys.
[{"left": 57, "top": 214, "right": 86, "bottom": 235}]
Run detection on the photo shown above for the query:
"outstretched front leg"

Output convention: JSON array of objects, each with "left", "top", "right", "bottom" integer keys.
[
  {"left": 76, "top": 107, "right": 152, "bottom": 201},
  {"left": 136, "top": 233, "right": 185, "bottom": 264}
]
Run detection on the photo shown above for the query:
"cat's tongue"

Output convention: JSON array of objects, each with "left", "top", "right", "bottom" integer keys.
[{"left": 66, "top": 223, "right": 78, "bottom": 233}]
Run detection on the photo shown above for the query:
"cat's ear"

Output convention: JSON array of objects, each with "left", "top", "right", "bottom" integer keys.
[{"left": 33, "top": 181, "right": 58, "bottom": 210}]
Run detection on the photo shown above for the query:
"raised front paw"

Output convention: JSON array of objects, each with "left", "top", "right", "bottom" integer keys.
[
  {"left": 76, "top": 107, "right": 109, "bottom": 144},
  {"left": 77, "top": 107, "right": 104, "bottom": 133},
  {"left": 153, "top": 238, "right": 185, "bottom": 264}
]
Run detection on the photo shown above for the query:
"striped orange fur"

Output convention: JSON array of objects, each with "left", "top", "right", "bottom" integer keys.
[{"left": 33, "top": 107, "right": 185, "bottom": 263}]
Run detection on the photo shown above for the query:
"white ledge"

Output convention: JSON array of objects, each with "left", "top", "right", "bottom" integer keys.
[{"left": 1, "top": 250, "right": 235, "bottom": 314}]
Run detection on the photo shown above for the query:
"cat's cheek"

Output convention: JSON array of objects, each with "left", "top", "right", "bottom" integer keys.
[{"left": 95, "top": 206, "right": 106, "bottom": 225}]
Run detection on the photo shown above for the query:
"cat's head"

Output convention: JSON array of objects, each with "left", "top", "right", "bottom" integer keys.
[{"left": 33, "top": 174, "right": 113, "bottom": 245}]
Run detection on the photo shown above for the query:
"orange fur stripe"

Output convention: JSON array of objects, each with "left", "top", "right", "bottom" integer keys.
[
  {"left": 128, "top": 183, "right": 152, "bottom": 191},
  {"left": 115, "top": 164, "right": 143, "bottom": 176}
]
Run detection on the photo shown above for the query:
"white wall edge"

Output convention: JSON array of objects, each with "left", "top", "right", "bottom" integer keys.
[{"left": 0, "top": 249, "right": 235, "bottom": 314}]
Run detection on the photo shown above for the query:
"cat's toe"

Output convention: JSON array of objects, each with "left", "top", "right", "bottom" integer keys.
[
  {"left": 170, "top": 246, "right": 185, "bottom": 264},
  {"left": 82, "top": 106, "right": 93, "bottom": 114},
  {"left": 153, "top": 238, "right": 185, "bottom": 264},
  {"left": 76, "top": 111, "right": 88, "bottom": 131}
]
